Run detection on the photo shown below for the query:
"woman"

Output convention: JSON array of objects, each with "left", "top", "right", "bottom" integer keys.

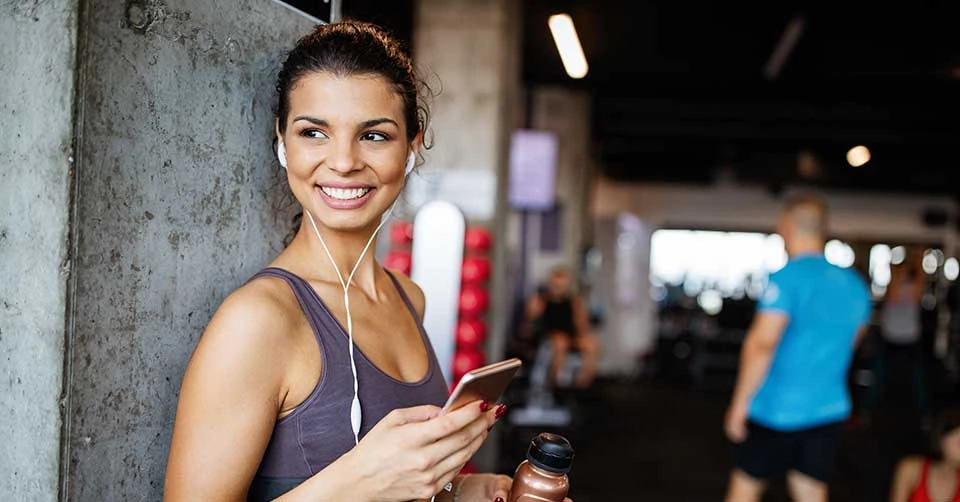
[
  {"left": 890, "top": 409, "right": 960, "bottom": 502},
  {"left": 865, "top": 254, "right": 929, "bottom": 423},
  {"left": 165, "top": 22, "right": 520, "bottom": 501}
]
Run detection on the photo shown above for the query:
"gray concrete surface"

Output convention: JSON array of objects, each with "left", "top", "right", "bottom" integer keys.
[
  {"left": 62, "top": 1, "right": 314, "bottom": 499},
  {"left": 527, "top": 88, "right": 594, "bottom": 286},
  {"left": 0, "top": 1, "right": 79, "bottom": 499},
  {"left": 412, "top": 0, "right": 520, "bottom": 473}
]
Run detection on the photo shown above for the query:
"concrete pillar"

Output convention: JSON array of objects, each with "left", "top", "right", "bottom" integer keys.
[
  {"left": 60, "top": 2, "right": 315, "bottom": 499},
  {"left": 531, "top": 88, "right": 593, "bottom": 271},
  {"left": 0, "top": 2, "right": 79, "bottom": 499},
  {"left": 411, "top": 0, "right": 520, "bottom": 362},
  {"left": 525, "top": 87, "right": 594, "bottom": 289},
  {"left": 411, "top": 0, "right": 520, "bottom": 470}
]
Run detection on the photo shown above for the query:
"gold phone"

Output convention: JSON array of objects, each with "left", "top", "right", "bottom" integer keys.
[{"left": 442, "top": 358, "right": 522, "bottom": 412}]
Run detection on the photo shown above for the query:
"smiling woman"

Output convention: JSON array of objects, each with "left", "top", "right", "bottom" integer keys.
[{"left": 163, "top": 21, "right": 522, "bottom": 502}]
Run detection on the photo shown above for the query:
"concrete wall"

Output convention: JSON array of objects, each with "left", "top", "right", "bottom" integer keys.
[
  {"left": 410, "top": 0, "right": 518, "bottom": 362},
  {"left": 62, "top": 2, "right": 314, "bottom": 499},
  {"left": 411, "top": 0, "right": 520, "bottom": 471},
  {"left": 525, "top": 88, "right": 593, "bottom": 289},
  {"left": 0, "top": 2, "right": 79, "bottom": 499}
]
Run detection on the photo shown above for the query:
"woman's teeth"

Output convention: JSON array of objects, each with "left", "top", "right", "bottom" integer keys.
[{"left": 321, "top": 187, "right": 371, "bottom": 200}]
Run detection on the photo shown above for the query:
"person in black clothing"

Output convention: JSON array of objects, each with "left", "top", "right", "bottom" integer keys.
[{"left": 524, "top": 266, "right": 601, "bottom": 388}]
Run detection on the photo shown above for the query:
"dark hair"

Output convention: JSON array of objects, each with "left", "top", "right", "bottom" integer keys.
[
  {"left": 930, "top": 408, "right": 960, "bottom": 459},
  {"left": 275, "top": 20, "right": 430, "bottom": 142},
  {"left": 274, "top": 21, "right": 433, "bottom": 246}
]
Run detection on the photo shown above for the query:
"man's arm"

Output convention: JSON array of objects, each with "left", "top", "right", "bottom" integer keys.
[
  {"left": 725, "top": 311, "right": 790, "bottom": 442},
  {"left": 521, "top": 295, "right": 544, "bottom": 339}
]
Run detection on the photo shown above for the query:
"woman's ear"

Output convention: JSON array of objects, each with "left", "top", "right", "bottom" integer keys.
[{"left": 408, "top": 132, "right": 423, "bottom": 158}]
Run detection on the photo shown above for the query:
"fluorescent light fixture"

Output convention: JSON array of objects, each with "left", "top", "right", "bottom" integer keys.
[{"left": 548, "top": 14, "right": 588, "bottom": 79}]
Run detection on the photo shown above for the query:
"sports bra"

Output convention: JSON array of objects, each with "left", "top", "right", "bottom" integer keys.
[{"left": 910, "top": 460, "right": 960, "bottom": 502}]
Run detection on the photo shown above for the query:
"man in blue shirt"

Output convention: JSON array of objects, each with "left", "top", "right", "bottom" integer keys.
[{"left": 725, "top": 194, "right": 872, "bottom": 502}]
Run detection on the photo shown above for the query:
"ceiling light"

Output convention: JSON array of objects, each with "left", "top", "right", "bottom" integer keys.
[
  {"left": 847, "top": 145, "right": 870, "bottom": 167},
  {"left": 548, "top": 14, "right": 588, "bottom": 79}
]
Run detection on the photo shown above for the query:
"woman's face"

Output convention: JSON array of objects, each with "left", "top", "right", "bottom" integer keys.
[
  {"left": 278, "top": 72, "right": 415, "bottom": 234},
  {"left": 942, "top": 426, "right": 960, "bottom": 463}
]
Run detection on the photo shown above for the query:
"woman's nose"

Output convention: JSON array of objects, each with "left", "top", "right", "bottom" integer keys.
[{"left": 327, "top": 142, "right": 360, "bottom": 174}]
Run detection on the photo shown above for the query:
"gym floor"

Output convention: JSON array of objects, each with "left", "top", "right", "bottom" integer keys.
[{"left": 496, "top": 374, "right": 933, "bottom": 501}]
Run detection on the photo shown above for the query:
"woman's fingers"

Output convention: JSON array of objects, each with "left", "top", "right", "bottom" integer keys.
[
  {"left": 384, "top": 405, "right": 442, "bottom": 427},
  {"left": 489, "top": 474, "right": 512, "bottom": 499},
  {"left": 426, "top": 421, "right": 490, "bottom": 475},
  {"left": 409, "top": 400, "right": 488, "bottom": 444}
]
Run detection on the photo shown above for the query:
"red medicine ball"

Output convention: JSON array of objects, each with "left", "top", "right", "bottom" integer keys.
[
  {"left": 453, "top": 349, "right": 486, "bottom": 380},
  {"left": 464, "top": 227, "right": 492, "bottom": 252},
  {"left": 389, "top": 221, "right": 414, "bottom": 246},
  {"left": 461, "top": 256, "right": 491, "bottom": 284},
  {"left": 458, "top": 287, "right": 489, "bottom": 316},
  {"left": 384, "top": 250, "right": 412, "bottom": 276},
  {"left": 456, "top": 318, "right": 487, "bottom": 349}
]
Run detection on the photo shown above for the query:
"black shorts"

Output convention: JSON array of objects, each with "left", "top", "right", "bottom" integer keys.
[{"left": 734, "top": 420, "right": 842, "bottom": 483}]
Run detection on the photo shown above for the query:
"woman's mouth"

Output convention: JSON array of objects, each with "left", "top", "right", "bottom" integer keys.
[
  {"left": 320, "top": 186, "right": 372, "bottom": 200},
  {"left": 316, "top": 184, "right": 376, "bottom": 210}
]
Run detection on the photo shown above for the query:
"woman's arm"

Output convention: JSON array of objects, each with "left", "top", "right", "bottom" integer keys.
[
  {"left": 889, "top": 457, "right": 923, "bottom": 502},
  {"left": 164, "top": 284, "right": 358, "bottom": 501}
]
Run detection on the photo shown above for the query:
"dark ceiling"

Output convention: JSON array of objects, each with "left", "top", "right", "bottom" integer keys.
[
  {"left": 523, "top": 0, "right": 960, "bottom": 195},
  {"left": 287, "top": 0, "right": 960, "bottom": 196}
]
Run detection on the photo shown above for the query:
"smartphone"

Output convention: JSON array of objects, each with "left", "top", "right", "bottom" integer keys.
[{"left": 442, "top": 358, "right": 522, "bottom": 412}]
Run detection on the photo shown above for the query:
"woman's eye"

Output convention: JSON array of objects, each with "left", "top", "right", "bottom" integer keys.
[
  {"left": 361, "top": 132, "right": 389, "bottom": 142},
  {"left": 302, "top": 129, "right": 328, "bottom": 139}
]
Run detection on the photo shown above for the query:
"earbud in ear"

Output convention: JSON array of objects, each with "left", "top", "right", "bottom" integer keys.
[
  {"left": 405, "top": 152, "right": 416, "bottom": 176},
  {"left": 277, "top": 141, "right": 288, "bottom": 169}
]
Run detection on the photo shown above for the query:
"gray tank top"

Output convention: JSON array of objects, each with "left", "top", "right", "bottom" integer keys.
[
  {"left": 247, "top": 267, "right": 449, "bottom": 501},
  {"left": 881, "top": 285, "right": 921, "bottom": 344}
]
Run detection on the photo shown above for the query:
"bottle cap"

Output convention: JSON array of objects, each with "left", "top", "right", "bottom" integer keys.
[{"left": 526, "top": 432, "right": 574, "bottom": 474}]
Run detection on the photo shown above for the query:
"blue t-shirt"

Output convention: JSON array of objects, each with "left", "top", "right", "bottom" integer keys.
[{"left": 748, "top": 254, "right": 872, "bottom": 431}]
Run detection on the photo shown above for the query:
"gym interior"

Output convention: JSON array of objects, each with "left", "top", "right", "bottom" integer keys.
[{"left": 4, "top": 1, "right": 960, "bottom": 500}]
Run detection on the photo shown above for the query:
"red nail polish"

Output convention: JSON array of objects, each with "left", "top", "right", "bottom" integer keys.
[
  {"left": 494, "top": 498, "right": 504, "bottom": 502},
  {"left": 480, "top": 401, "right": 490, "bottom": 412},
  {"left": 495, "top": 404, "right": 507, "bottom": 419}
]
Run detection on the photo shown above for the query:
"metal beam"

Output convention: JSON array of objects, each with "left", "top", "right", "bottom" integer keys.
[{"left": 764, "top": 14, "right": 805, "bottom": 80}]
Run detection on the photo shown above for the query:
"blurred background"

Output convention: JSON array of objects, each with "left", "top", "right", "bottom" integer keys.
[{"left": 4, "top": 0, "right": 960, "bottom": 500}]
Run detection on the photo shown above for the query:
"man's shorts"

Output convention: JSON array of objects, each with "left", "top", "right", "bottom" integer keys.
[{"left": 734, "top": 420, "right": 842, "bottom": 483}]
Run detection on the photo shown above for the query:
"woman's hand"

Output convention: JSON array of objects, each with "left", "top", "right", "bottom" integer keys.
[
  {"left": 452, "top": 473, "right": 511, "bottom": 501},
  {"left": 338, "top": 401, "right": 498, "bottom": 501},
  {"left": 454, "top": 474, "right": 573, "bottom": 502}
]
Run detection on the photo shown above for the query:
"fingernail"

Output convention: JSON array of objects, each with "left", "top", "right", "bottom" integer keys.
[
  {"left": 494, "top": 498, "right": 504, "bottom": 502},
  {"left": 494, "top": 404, "right": 507, "bottom": 419},
  {"left": 480, "top": 401, "right": 490, "bottom": 412}
]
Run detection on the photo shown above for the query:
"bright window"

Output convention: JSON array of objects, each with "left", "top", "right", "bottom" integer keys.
[{"left": 650, "top": 230, "right": 787, "bottom": 300}]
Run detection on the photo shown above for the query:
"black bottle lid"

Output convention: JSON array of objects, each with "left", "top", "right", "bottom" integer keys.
[{"left": 526, "top": 432, "right": 575, "bottom": 474}]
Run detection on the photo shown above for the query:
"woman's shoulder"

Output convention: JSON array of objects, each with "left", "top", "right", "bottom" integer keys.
[
  {"left": 385, "top": 269, "right": 425, "bottom": 317},
  {"left": 200, "top": 273, "right": 303, "bottom": 351},
  {"left": 895, "top": 455, "right": 927, "bottom": 479}
]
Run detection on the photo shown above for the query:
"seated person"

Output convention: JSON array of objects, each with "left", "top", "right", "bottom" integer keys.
[
  {"left": 523, "top": 266, "right": 601, "bottom": 388},
  {"left": 890, "top": 408, "right": 960, "bottom": 502}
]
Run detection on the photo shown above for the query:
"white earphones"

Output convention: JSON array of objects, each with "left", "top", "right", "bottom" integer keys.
[
  {"left": 299, "top": 148, "right": 416, "bottom": 445},
  {"left": 277, "top": 141, "right": 287, "bottom": 169},
  {"left": 404, "top": 151, "right": 416, "bottom": 176}
]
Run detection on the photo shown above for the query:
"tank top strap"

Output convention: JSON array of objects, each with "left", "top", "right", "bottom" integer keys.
[
  {"left": 250, "top": 267, "right": 349, "bottom": 358},
  {"left": 383, "top": 269, "right": 421, "bottom": 322}
]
